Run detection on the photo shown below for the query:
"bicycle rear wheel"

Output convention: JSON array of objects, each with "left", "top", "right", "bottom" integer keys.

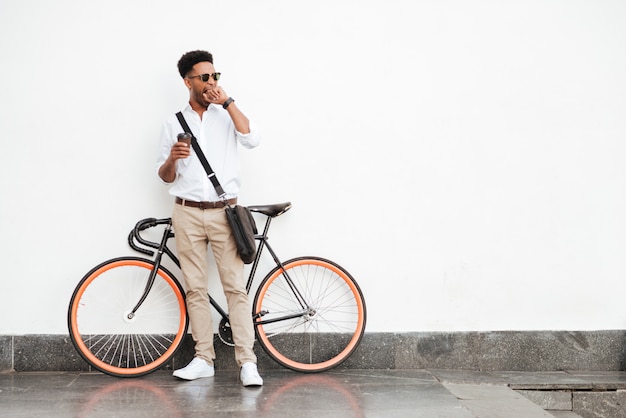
[
  {"left": 68, "top": 257, "right": 188, "bottom": 377},
  {"left": 253, "top": 257, "right": 366, "bottom": 372}
]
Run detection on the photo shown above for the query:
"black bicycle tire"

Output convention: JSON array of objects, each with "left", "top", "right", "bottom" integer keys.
[
  {"left": 253, "top": 256, "right": 367, "bottom": 372},
  {"left": 67, "top": 256, "right": 188, "bottom": 377}
]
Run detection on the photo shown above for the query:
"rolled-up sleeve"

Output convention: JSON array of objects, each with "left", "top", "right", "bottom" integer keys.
[
  {"left": 236, "top": 120, "right": 261, "bottom": 149},
  {"left": 156, "top": 122, "right": 175, "bottom": 184}
]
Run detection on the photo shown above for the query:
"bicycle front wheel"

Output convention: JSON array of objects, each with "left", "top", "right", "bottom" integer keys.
[
  {"left": 67, "top": 257, "right": 188, "bottom": 377},
  {"left": 253, "top": 257, "right": 366, "bottom": 372}
]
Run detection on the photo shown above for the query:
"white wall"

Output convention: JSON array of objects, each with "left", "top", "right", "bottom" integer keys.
[{"left": 1, "top": 0, "right": 625, "bottom": 335}]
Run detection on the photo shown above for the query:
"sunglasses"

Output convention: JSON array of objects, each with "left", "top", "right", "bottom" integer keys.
[{"left": 187, "top": 73, "right": 221, "bottom": 82}]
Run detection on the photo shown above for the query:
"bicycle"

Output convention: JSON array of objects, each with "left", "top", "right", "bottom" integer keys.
[{"left": 67, "top": 202, "right": 367, "bottom": 377}]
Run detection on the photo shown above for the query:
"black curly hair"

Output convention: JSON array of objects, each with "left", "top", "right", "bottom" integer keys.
[{"left": 177, "top": 50, "right": 213, "bottom": 78}]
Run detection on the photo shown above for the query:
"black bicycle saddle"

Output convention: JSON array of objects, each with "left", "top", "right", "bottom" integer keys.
[{"left": 248, "top": 202, "right": 292, "bottom": 218}]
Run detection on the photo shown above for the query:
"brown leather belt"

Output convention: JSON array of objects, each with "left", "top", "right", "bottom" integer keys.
[{"left": 175, "top": 197, "right": 237, "bottom": 209}]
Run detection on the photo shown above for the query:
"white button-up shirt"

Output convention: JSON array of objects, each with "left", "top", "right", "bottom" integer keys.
[{"left": 156, "top": 104, "right": 261, "bottom": 201}]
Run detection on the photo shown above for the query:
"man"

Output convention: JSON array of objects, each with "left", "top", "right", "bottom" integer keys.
[{"left": 156, "top": 50, "right": 262, "bottom": 386}]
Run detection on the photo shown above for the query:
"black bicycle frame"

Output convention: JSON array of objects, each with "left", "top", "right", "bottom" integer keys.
[
  {"left": 128, "top": 214, "right": 311, "bottom": 326},
  {"left": 245, "top": 216, "right": 311, "bottom": 324}
]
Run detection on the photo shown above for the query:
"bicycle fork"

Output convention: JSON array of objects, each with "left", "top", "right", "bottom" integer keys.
[{"left": 126, "top": 223, "right": 173, "bottom": 320}]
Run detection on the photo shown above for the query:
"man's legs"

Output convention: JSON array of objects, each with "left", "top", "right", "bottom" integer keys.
[{"left": 172, "top": 204, "right": 260, "bottom": 384}]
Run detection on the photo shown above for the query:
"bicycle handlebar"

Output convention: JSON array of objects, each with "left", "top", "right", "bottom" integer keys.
[{"left": 128, "top": 217, "right": 172, "bottom": 256}]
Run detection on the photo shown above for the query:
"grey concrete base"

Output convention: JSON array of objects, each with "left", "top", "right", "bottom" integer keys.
[{"left": 1, "top": 330, "right": 626, "bottom": 373}]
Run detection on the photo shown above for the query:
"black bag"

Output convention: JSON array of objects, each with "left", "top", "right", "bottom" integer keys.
[
  {"left": 176, "top": 112, "right": 257, "bottom": 264},
  {"left": 225, "top": 205, "right": 258, "bottom": 264}
]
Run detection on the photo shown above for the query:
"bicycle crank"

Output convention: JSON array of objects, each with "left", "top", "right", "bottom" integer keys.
[{"left": 218, "top": 318, "right": 234, "bottom": 347}]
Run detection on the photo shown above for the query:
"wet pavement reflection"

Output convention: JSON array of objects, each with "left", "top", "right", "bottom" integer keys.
[{"left": 0, "top": 369, "right": 471, "bottom": 417}]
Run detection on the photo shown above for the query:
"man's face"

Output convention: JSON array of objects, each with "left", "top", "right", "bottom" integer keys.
[{"left": 185, "top": 61, "right": 217, "bottom": 107}]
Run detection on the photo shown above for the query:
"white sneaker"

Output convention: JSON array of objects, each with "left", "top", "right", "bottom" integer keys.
[
  {"left": 173, "top": 357, "right": 215, "bottom": 380},
  {"left": 240, "top": 362, "right": 263, "bottom": 387}
]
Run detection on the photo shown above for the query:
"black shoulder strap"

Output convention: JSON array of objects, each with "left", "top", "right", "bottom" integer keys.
[{"left": 175, "top": 112, "right": 226, "bottom": 198}]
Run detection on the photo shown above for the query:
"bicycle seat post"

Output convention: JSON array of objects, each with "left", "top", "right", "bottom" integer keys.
[{"left": 259, "top": 215, "right": 272, "bottom": 240}]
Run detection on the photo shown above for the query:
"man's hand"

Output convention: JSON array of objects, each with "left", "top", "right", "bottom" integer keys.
[
  {"left": 170, "top": 141, "right": 191, "bottom": 160},
  {"left": 203, "top": 86, "right": 227, "bottom": 105},
  {"left": 158, "top": 141, "right": 191, "bottom": 183}
]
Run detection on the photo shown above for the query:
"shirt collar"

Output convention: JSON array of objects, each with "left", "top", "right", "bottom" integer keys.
[{"left": 183, "top": 103, "right": 219, "bottom": 113}]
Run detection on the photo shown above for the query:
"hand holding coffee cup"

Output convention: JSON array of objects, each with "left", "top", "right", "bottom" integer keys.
[{"left": 171, "top": 132, "right": 192, "bottom": 160}]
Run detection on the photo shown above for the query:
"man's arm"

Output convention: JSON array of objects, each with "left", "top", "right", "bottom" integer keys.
[
  {"left": 205, "top": 87, "right": 250, "bottom": 134},
  {"left": 224, "top": 101, "right": 250, "bottom": 134}
]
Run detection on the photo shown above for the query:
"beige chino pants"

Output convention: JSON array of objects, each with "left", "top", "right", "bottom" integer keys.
[{"left": 172, "top": 203, "right": 257, "bottom": 367}]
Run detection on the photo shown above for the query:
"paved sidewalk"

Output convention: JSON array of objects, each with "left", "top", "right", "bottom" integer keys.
[{"left": 2, "top": 369, "right": 626, "bottom": 417}]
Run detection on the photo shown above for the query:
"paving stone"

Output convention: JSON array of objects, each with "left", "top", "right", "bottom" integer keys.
[
  {"left": 550, "top": 412, "right": 583, "bottom": 418},
  {"left": 496, "top": 371, "right": 590, "bottom": 390},
  {"left": 444, "top": 383, "right": 554, "bottom": 417},
  {"left": 567, "top": 371, "right": 626, "bottom": 391},
  {"left": 572, "top": 390, "right": 626, "bottom": 418},
  {"left": 516, "top": 389, "right": 572, "bottom": 410}
]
